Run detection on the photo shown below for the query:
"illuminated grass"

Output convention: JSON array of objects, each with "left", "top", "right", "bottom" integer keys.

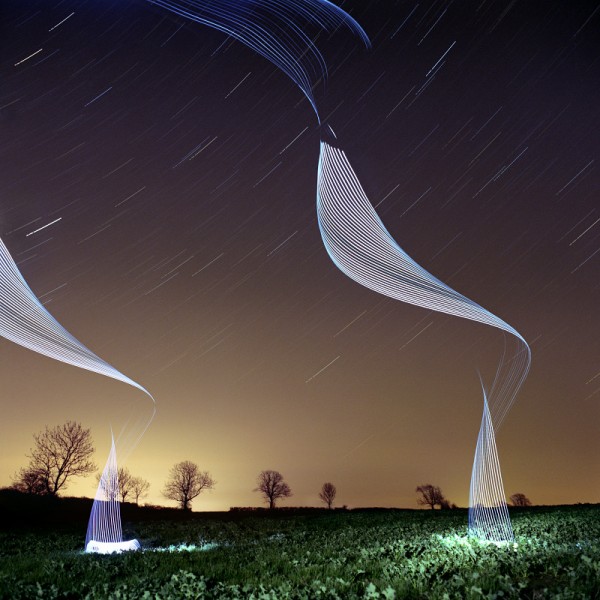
[
  {"left": 1, "top": 506, "right": 600, "bottom": 599},
  {"left": 151, "top": 541, "right": 220, "bottom": 553}
]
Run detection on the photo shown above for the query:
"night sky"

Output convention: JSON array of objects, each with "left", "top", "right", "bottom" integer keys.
[{"left": 1, "top": 0, "right": 599, "bottom": 511}]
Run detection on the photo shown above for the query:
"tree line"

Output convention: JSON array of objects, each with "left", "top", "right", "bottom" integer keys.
[
  {"left": 10, "top": 421, "right": 530, "bottom": 510},
  {"left": 11, "top": 421, "right": 151, "bottom": 505},
  {"left": 9, "top": 421, "right": 336, "bottom": 510},
  {"left": 415, "top": 484, "right": 531, "bottom": 509}
]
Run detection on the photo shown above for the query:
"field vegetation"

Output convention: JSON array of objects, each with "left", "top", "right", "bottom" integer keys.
[{"left": 1, "top": 493, "right": 599, "bottom": 599}]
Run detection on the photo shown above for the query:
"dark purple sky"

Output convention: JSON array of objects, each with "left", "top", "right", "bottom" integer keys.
[{"left": 1, "top": 0, "right": 599, "bottom": 510}]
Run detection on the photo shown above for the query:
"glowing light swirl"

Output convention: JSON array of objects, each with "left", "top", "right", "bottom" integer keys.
[
  {"left": 145, "top": 0, "right": 370, "bottom": 120},
  {"left": 3, "top": 0, "right": 366, "bottom": 554},
  {"left": 86, "top": 436, "right": 141, "bottom": 553},
  {"left": 469, "top": 387, "right": 513, "bottom": 541},
  {"left": 317, "top": 140, "right": 531, "bottom": 540},
  {"left": 0, "top": 238, "right": 153, "bottom": 550},
  {"left": 135, "top": 0, "right": 528, "bottom": 541},
  {"left": 0, "top": 238, "right": 153, "bottom": 402},
  {"left": 2, "top": 0, "right": 530, "bottom": 548}
]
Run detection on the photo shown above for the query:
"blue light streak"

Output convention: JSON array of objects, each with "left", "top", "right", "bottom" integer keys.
[{"left": 145, "top": 0, "right": 370, "bottom": 121}]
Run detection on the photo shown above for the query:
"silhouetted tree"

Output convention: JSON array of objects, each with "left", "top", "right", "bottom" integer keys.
[
  {"left": 11, "top": 466, "right": 47, "bottom": 495},
  {"left": 254, "top": 470, "right": 292, "bottom": 509},
  {"left": 131, "top": 476, "right": 150, "bottom": 505},
  {"left": 163, "top": 461, "right": 215, "bottom": 510},
  {"left": 95, "top": 467, "right": 137, "bottom": 503},
  {"left": 416, "top": 484, "right": 446, "bottom": 509},
  {"left": 510, "top": 493, "right": 532, "bottom": 507},
  {"left": 13, "top": 421, "right": 96, "bottom": 496},
  {"left": 319, "top": 482, "right": 337, "bottom": 509}
]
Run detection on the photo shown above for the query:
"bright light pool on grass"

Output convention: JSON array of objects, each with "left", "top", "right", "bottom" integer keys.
[
  {"left": 84, "top": 541, "right": 220, "bottom": 554},
  {"left": 437, "top": 534, "right": 519, "bottom": 551},
  {"left": 152, "top": 542, "right": 220, "bottom": 553},
  {"left": 85, "top": 539, "right": 141, "bottom": 554}
]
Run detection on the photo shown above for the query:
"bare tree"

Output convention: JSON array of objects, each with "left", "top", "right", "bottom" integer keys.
[
  {"left": 11, "top": 466, "right": 47, "bottom": 495},
  {"left": 13, "top": 421, "right": 96, "bottom": 496},
  {"left": 131, "top": 476, "right": 150, "bottom": 505},
  {"left": 95, "top": 467, "right": 135, "bottom": 503},
  {"left": 416, "top": 484, "right": 446, "bottom": 509},
  {"left": 510, "top": 493, "right": 532, "bottom": 507},
  {"left": 319, "top": 482, "right": 337, "bottom": 509},
  {"left": 163, "top": 461, "right": 215, "bottom": 510},
  {"left": 254, "top": 470, "right": 292, "bottom": 509}
]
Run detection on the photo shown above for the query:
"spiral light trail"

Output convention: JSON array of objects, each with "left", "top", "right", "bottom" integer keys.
[
  {"left": 85, "top": 436, "right": 141, "bottom": 553},
  {"left": 0, "top": 239, "right": 152, "bottom": 401},
  {"left": 2, "top": 0, "right": 366, "bottom": 555},
  {"left": 2, "top": 0, "right": 531, "bottom": 549},
  {"left": 0, "top": 238, "right": 153, "bottom": 552},
  {"left": 317, "top": 140, "right": 530, "bottom": 540},
  {"left": 145, "top": 0, "right": 370, "bottom": 120},
  {"left": 469, "top": 387, "right": 513, "bottom": 541}
]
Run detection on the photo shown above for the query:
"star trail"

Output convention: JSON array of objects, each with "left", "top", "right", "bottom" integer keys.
[{"left": 1, "top": 0, "right": 599, "bottom": 511}]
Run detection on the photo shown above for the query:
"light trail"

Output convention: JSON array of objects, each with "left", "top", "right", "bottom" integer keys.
[
  {"left": 25, "top": 217, "right": 62, "bottom": 237},
  {"left": 305, "top": 355, "right": 340, "bottom": 383},
  {"left": 145, "top": 0, "right": 370, "bottom": 121},
  {"left": 0, "top": 237, "right": 154, "bottom": 553},
  {"left": 49, "top": 12, "right": 75, "bottom": 31},
  {"left": 317, "top": 141, "right": 530, "bottom": 541},
  {"left": 14, "top": 48, "right": 43, "bottom": 66},
  {"left": 86, "top": 437, "right": 140, "bottom": 553}
]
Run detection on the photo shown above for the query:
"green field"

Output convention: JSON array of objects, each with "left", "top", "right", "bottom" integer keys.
[{"left": 2, "top": 503, "right": 600, "bottom": 599}]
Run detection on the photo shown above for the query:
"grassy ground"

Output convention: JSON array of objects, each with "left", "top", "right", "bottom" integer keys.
[{"left": 1, "top": 502, "right": 600, "bottom": 599}]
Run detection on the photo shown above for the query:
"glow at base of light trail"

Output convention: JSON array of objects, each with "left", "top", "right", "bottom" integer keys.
[
  {"left": 316, "top": 140, "right": 530, "bottom": 541},
  {"left": 437, "top": 534, "right": 518, "bottom": 550},
  {"left": 0, "top": 235, "right": 154, "bottom": 548},
  {"left": 153, "top": 542, "right": 220, "bottom": 553},
  {"left": 86, "top": 436, "right": 140, "bottom": 554},
  {"left": 85, "top": 539, "right": 141, "bottom": 554},
  {"left": 469, "top": 388, "right": 513, "bottom": 541}
]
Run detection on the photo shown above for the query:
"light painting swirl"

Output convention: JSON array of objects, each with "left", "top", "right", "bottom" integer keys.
[
  {"left": 1, "top": 0, "right": 532, "bottom": 547},
  {"left": 0, "top": 237, "right": 153, "bottom": 552},
  {"left": 0, "top": 239, "right": 152, "bottom": 402},
  {"left": 316, "top": 140, "right": 531, "bottom": 540},
  {"left": 1, "top": 0, "right": 369, "bottom": 555},
  {"left": 86, "top": 436, "right": 141, "bottom": 553},
  {"left": 145, "top": 0, "right": 370, "bottom": 120}
]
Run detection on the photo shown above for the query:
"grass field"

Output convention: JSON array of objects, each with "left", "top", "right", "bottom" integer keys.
[{"left": 1, "top": 501, "right": 600, "bottom": 599}]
